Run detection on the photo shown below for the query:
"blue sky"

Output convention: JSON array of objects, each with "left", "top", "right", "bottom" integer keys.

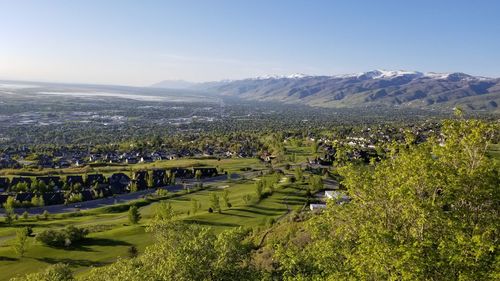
[{"left": 0, "top": 0, "right": 499, "bottom": 85}]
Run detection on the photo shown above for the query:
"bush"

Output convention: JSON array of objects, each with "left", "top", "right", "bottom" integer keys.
[
  {"left": 36, "top": 226, "right": 88, "bottom": 247},
  {"left": 208, "top": 207, "right": 213, "bottom": 213}
]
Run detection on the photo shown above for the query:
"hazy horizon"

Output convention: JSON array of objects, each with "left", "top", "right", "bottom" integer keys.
[{"left": 1, "top": 0, "right": 500, "bottom": 86}]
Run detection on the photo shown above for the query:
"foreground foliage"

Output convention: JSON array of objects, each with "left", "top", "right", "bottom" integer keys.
[
  {"left": 84, "top": 208, "right": 259, "bottom": 281},
  {"left": 274, "top": 118, "right": 499, "bottom": 280}
]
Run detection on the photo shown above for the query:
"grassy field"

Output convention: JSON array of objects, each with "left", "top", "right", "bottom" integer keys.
[{"left": 0, "top": 175, "right": 307, "bottom": 280}]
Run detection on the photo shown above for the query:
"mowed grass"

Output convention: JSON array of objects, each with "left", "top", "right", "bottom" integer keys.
[{"left": 0, "top": 176, "right": 307, "bottom": 280}]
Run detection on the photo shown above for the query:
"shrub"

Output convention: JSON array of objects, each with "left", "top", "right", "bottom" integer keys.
[{"left": 127, "top": 246, "right": 138, "bottom": 258}]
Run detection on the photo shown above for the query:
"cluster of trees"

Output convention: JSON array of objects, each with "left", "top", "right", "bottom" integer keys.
[
  {"left": 202, "top": 190, "right": 233, "bottom": 214},
  {"left": 254, "top": 173, "right": 282, "bottom": 202},
  {"left": 36, "top": 226, "right": 88, "bottom": 248}
]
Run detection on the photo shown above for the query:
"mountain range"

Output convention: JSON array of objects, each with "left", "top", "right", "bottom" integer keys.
[{"left": 153, "top": 70, "right": 500, "bottom": 111}]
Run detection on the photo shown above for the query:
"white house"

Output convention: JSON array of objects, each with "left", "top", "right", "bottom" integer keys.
[
  {"left": 309, "top": 203, "right": 327, "bottom": 211},
  {"left": 325, "top": 190, "right": 350, "bottom": 203}
]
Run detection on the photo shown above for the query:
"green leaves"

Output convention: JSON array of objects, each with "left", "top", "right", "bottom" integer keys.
[{"left": 274, "top": 118, "right": 499, "bottom": 280}]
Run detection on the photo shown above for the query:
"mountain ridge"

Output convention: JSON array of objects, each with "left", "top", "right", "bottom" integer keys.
[{"left": 153, "top": 70, "right": 499, "bottom": 111}]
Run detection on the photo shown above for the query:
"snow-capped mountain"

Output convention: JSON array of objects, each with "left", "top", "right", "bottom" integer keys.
[
  {"left": 192, "top": 70, "right": 499, "bottom": 111},
  {"left": 251, "top": 73, "right": 310, "bottom": 80}
]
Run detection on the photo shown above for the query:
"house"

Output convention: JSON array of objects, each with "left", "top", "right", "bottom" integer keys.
[
  {"left": 42, "top": 192, "right": 65, "bottom": 206},
  {"left": 86, "top": 174, "right": 105, "bottom": 186},
  {"left": 325, "top": 190, "right": 350, "bottom": 204},
  {"left": 15, "top": 192, "right": 34, "bottom": 203},
  {"left": 169, "top": 168, "right": 193, "bottom": 179},
  {"left": 66, "top": 175, "right": 84, "bottom": 186},
  {"left": 125, "top": 157, "right": 138, "bottom": 164},
  {"left": 108, "top": 173, "right": 130, "bottom": 194},
  {"left": 139, "top": 156, "right": 153, "bottom": 163},
  {"left": 152, "top": 169, "right": 166, "bottom": 187},
  {"left": 57, "top": 160, "right": 70, "bottom": 168},
  {"left": 74, "top": 159, "right": 85, "bottom": 167},
  {"left": 151, "top": 152, "right": 163, "bottom": 161},
  {"left": 80, "top": 190, "right": 94, "bottom": 201},
  {"left": 38, "top": 156, "right": 54, "bottom": 168},
  {"left": 0, "top": 194, "right": 10, "bottom": 206},
  {"left": 309, "top": 203, "right": 326, "bottom": 211},
  {"left": 193, "top": 167, "right": 218, "bottom": 178},
  {"left": 0, "top": 177, "right": 10, "bottom": 192},
  {"left": 89, "top": 154, "right": 101, "bottom": 162}
]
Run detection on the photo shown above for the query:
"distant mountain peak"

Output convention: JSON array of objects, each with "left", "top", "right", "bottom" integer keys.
[
  {"left": 252, "top": 73, "right": 310, "bottom": 80},
  {"left": 151, "top": 79, "right": 195, "bottom": 89}
]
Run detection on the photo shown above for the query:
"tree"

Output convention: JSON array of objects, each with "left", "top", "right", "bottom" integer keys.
[
  {"left": 128, "top": 205, "right": 141, "bottom": 224},
  {"left": 255, "top": 181, "right": 263, "bottom": 201},
  {"left": 209, "top": 193, "right": 221, "bottom": 213},
  {"left": 311, "top": 141, "right": 320, "bottom": 155},
  {"left": 195, "top": 169, "right": 202, "bottom": 181},
  {"left": 242, "top": 194, "right": 252, "bottom": 205},
  {"left": 3, "top": 196, "right": 15, "bottom": 225},
  {"left": 154, "top": 201, "right": 174, "bottom": 221},
  {"left": 22, "top": 211, "right": 29, "bottom": 220},
  {"left": 222, "top": 189, "right": 231, "bottom": 208},
  {"left": 4, "top": 214, "right": 13, "bottom": 225},
  {"left": 37, "top": 226, "right": 88, "bottom": 248},
  {"left": 308, "top": 175, "right": 323, "bottom": 193},
  {"left": 147, "top": 170, "right": 154, "bottom": 188},
  {"left": 31, "top": 195, "right": 44, "bottom": 207},
  {"left": 42, "top": 210, "right": 49, "bottom": 220},
  {"left": 164, "top": 170, "right": 173, "bottom": 185},
  {"left": 13, "top": 227, "right": 29, "bottom": 257},
  {"left": 3, "top": 196, "right": 15, "bottom": 214},
  {"left": 127, "top": 246, "right": 139, "bottom": 258},
  {"left": 274, "top": 119, "right": 500, "bottom": 280},
  {"left": 129, "top": 181, "right": 138, "bottom": 193},
  {"left": 191, "top": 199, "right": 200, "bottom": 214},
  {"left": 294, "top": 167, "right": 303, "bottom": 182}
]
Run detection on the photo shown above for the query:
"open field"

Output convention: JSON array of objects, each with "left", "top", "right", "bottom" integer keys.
[{"left": 0, "top": 175, "right": 308, "bottom": 280}]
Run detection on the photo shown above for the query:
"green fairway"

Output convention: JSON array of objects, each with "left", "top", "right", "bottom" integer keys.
[{"left": 0, "top": 175, "right": 307, "bottom": 280}]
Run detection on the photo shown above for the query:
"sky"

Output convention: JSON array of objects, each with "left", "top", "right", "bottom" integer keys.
[{"left": 0, "top": 0, "right": 499, "bottom": 86}]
